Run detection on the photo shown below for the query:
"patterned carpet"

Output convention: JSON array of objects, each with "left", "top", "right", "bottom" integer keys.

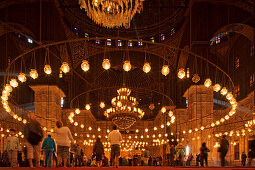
[{"left": 0, "top": 166, "right": 254, "bottom": 170}]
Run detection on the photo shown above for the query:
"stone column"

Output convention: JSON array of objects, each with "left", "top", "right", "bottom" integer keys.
[
  {"left": 183, "top": 85, "right": 214, "bottom": 162},
  {"left": 30, "top": 85, "right": 65, "bottom": 132}
]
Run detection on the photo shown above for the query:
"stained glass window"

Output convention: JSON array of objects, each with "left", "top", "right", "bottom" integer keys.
[
  {"left": 107, "top": 39, "right": 111, "bottom": 46},
  {"left": 138, "top": 39, "right": 143, "bottom": 46},
  {"left": 171, "top": 28, "right": 175, "bottom": 35},
  {"left": 74, "top": 27, "right": 78, "bottom": 35},
  {"left": 118, "top": 40, "right": 122, "bottom": 47},
  {"left": 235, "top": 84, "right": 240, "bottom": 96},
  {"left": 95, "top": 39, "right": 100, "bottom": 44},
  {"left": 234, "top": 57, "right": 240, "bottom": 69},
  {"left": 128, "top": 40, "right": 132, "bottom": 47},
  {"left": 160, "top": 34, "right": 165, "bottom": 41},
  {"left": 210, "top": 32, "right": 229, "bottom": 46},
  {"left": 150, "top": 37, "right": 155, "bottom": 43}
]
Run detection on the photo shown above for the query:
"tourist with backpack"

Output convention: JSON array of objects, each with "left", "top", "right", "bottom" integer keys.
[{"left": 24, "top": 113, "right": 43, "bottom": 168}]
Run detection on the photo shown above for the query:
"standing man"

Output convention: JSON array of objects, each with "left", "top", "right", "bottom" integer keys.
[
  {"left": 4, "top": 129, "right": 21, "bottom": 168},
  {"left": 41, "top": 132, "right": 56, "bottom": 168},
  {"left": 241, "top": 152, "right": 247, "bottom": 166},
  {"left": 218, "top": 135, "right": 229, "bottom": 167},
  {"left": 108, "top": 125, "right": 122, "bottom": 168}
]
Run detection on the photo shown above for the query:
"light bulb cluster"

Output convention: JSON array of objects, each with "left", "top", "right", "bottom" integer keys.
[
  {"left": 247, "top": 119, "right": 255, "bottom": 127},
  {"left": 214, "top": 128, "right": 253, "bottom": 138},
  {"left": 104, "top": 87, "right": 144, "bottom": 121},
  {"left": 1, "top": 83, "right": 28, "bottom": 124}
]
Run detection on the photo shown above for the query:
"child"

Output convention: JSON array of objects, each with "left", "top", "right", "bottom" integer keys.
[{"left": 4, "top": 129, "right": 21, "bottom": 168}]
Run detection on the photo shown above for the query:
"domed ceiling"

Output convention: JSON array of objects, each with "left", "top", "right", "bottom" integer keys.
[{"left": 60, "top": 0, "right": 188, "bottom": 38}]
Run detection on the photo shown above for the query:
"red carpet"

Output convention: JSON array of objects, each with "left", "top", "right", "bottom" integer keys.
[{"left": 0, "top": 167, "right": 254, "bottom": 170}]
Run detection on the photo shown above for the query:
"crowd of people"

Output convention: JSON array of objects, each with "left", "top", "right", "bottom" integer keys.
[{"left": 1, "top": 113, "right": 255, "bottom": 168}]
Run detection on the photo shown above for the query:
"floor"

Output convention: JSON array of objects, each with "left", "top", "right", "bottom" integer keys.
[{"left": 0, "top": 167, "right": 254, "bottom": 170}]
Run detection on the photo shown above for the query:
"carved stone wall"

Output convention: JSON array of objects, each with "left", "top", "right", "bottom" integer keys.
[{"left": 30, "top": 85, "right": 65, "bottom": 132}]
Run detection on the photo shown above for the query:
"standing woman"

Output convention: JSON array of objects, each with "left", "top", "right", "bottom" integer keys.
[
  {"left": 24, "top": 113, "right": 43, "bottom": 168},
  {"left": 55, "top": 120, "right": 74, "bottom": 168}
]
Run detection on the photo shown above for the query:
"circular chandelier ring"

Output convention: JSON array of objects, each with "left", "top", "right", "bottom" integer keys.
[{"left": 4, "top": 37, "right": 234, "bottom": 91}]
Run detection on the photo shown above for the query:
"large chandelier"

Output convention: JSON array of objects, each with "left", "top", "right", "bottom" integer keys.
[
  {"left": 104, "top": 87, "right": 144, "bottom": 129},
  {"left": 78, "top": 0, "right": 144, "bottom": 28}
]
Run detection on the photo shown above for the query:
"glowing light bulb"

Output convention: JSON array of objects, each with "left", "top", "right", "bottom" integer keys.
[
  {"left": 154, "top": 127, "right": 157, "bottom": 131},
  {"left": 221, "top": 87, "right": 228, "bottom": 95},
  {"left": 81, "top": 124, "right": 84, "bottom": 128},
  {"left": 5, "top": 84, "right": 13, "bottom": 93},
  {"left": 168, "top": 111, "right": 173, "bottom": 117},
  {"left": 74, "top": 122, "right": 78, "bottom": 126},
  {"left": 102, "top": 59, "right": 111, "bottom": 70},
  {"left": 75, "top": 108, "right": 80, "bottom": 114},
  {"left": 44, "top": 65, "right": 52, "bottom": 74},
  {"left": 216, "top": 121, "right": 220, "bottom": 125},
  {"left": 161, "top": 65, "right": 169, "bottom": 76},
  {"left": 1, "top": 94, "right": 8, "bottom": 101},
  {"left": 81, "top": 60, "right": 90, "bottom": 72},
  {"left": 192, "top": 74, "right": 200, "bottom": 83},
  {"left": 30, "top": 69, "right": 38, "bottom": 79},
  {"left": 167, "top": 122, "right": 171, "bottom": 126},
  {"left": 85, "top": 104, "right": 91, "bottom": 110},
  {"left": 161, "top": 124, "right": 164, "bottom": 129},
  {"left": 145, "top": 128, "right": 148, "bottom": 132},
  {"left": 100, "top": 102, "right": 105, "bottom": 108},
  {"left": 117, "top": 101, "right": 122, "bottom": 107},
  {"left": 123, "top": 60, "right": 131, "bottom": 72},
  {"left": 178, "top": 68, "right": 185, "bottom": 79},
  {"left": 225, "top": 115, "right": 229, "bottom": 120},
  {"left": 61, "top": 62, "right": 70, "bottom": 73},
  {"left": 18, "top": 73, "right": 27, "bottom": 82},
  {"left": 226, "top": 92, "right": 233, "bottom": 100},
  {"left": 204, "top": 78, "right": 212, "bottom": 87},
  {"left": 23, "top": 119, "right": 27, "bottom": 124},
  {"left": 13, "top": 114, "right": 18, "bottom": 119},
  {"left": 161, "top": 107, "right": 166, "bottom": 113},
  {"left": 213, "top": 84, "right": 221, "bottom": 92},
  {"left": 88, "top": 126, "right": 92, "bottom": 131},
  {"left": 10, "top": 79, "right": 18, "bottom": 88},
  {"left": 143, "top": 62, "right": 151, "bottom": 73}
]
